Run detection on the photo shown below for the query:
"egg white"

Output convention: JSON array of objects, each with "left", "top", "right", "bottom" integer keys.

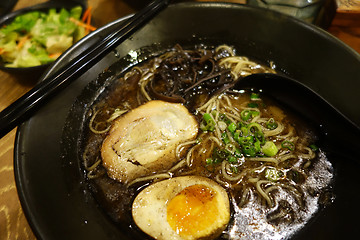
[{"left": 132, "top": 176, "right": 230, "bottom": 240}]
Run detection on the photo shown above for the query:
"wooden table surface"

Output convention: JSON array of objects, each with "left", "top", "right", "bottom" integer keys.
[{"left": 0, "top": 0, "right": 359, "bottom": 239}]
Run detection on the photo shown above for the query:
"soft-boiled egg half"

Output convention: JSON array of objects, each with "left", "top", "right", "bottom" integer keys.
[
  {"left": 101, "top": 100, "right": 198, "bottom": 183},
  {"left": 132, "top": 176, "right": 231, "bottom": 240}
]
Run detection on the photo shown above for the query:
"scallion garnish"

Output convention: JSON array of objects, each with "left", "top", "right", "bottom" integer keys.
[
  {"left": 281, "top": 140, "right": 295, "bottom": 151},
  {"left": 238, "top": 136, "right": 253, "bottom": 145},
  {"left": 235, "top": 148, "right": 242, "bottom": 157},
  {"left": 240, "top": 126, "right": 248, "bottom": 136},
  {"left": 251, "top": 111, "right": 260, "bottom": 118},
  {"left": 201, "top": 113, "right": 215, "bottom": 132},
  {"left": 254, "top": 140, "right": 261, "bottom": 152},
  {"left": 221, "top": 132, "right": 230, "bottom": 144},
  {"left": 254, "top": 131, "right": 265, "bottom": 144},
  {"left": 206, "top": 158, "right": 213, "bottom": 165},
  {"left": 203, "top": 113, "right": 212, "bottom": 122},
  {"left": 225, "top": 143, "right": 236, "bottom": 154},
  {"left": 211, "top": 110, "right": 218, "bottom": 117},
  {"left": 219, "top": 113, "right": 231, "bottom": 125},
  {"left": 231, "top": 166, "right": 238, "bottom": 173},
  {"left": 201, "top": 93, "right": 286, "bottom": 169},
  {"left": 241, "top": 110, "right": 260, "bottom": 121},
  {"left": 227, "top": 156, "right": 238, "bottom": 163},
  {"left": 240, "top": 110, "right": 252, "bottom": 121},
  {"left": 310, "top": 144, "right": 319, "bottom": 151},
  {"left": 227, "top": 122, "right": 237, "bottom": 133},
  {"left": 237, "top": 121, "right": 246, "bottom": 129},
  {"left": 247, "top": 122, "right": 262, "bottom": 134},
  {"left": 243, "top": 145, "right": 257, "bottom": 157},
  {"left": 266, "top": 118, "right": 278, "bottom": 130},
  {"left": 233, "top": 130, "right": 241, "bottom": 142},
  {"left": 250, "top": 92, "right": 260, "bottom": 100},
  {"left": 218, "top": 121, "right": 227, "bottom": 131},
  {"left": 262, "top": 141, "right": 278, "bottom": 157}
]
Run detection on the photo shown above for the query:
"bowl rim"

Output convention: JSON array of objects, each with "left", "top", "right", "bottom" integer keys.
[{"left": 0, "top": 0, "right": 18, "bottom": 18}]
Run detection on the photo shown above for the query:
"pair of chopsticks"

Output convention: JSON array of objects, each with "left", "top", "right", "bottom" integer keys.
[{"left": 0, "top": 0, "right": 170, "bottom": 139}]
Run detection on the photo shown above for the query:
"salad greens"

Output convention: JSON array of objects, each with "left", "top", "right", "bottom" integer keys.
[{"left": 0, "top": 6, "right": 94, "bottom": 68}]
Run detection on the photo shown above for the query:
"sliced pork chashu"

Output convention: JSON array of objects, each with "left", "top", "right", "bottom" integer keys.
[{"left": 101, "top": 100, "right": 198, "bottom": 183}]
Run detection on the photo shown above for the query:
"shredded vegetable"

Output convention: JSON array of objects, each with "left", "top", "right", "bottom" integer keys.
[{"left": 0, "top": 6, "right": 96, "bottom": 68}]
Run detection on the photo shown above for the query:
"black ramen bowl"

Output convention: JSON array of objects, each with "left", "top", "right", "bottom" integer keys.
[
  {"left": 0, "top": 0, "right": 86, "bottom": 81},
  {"left": 14, "top": 2, "right": 360, "bottom": 240}
]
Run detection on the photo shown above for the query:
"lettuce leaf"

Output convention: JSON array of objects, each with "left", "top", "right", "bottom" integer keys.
[{"left": 0, "top": 6, "right": 86, "bottom": 68}]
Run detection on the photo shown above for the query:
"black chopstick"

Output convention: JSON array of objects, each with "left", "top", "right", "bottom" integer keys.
[{"left": 0, "top": 0, "right": 170, "bottom": 139}]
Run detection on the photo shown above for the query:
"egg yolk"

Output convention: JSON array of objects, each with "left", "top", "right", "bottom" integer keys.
[{"left": 166, "top": 184, "right": 219, "bottom": 237}]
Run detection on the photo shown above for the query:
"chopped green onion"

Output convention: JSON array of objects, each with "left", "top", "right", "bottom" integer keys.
[
  {"left": 254, "top": 140, "right": 261, "bottom": 152},
  {"left": 233, "top": 130, "right": 241, "bottom": 142},
  {"left": 243, "top": 145, "right": 257, "bottom": 157},
  {"left": 234, "top": 148, "right": 242, "bottom": 157},
  {"left": 262, "top": 141, "right": 278, "bottom": 157},
  {"left": 237, "top": 121, "right": 246, "bottom": 129},
  {"left": 240, "top": 126, "right": 249, "bottom": 136},
  {"left": 227, "top": 156, "right": 238, "bottom": 163},
  {"left": 203, "top": 113, "right": 212, "bottom": 122},
  {"left": 247, "top": 122, "right": 262, "bottom": 134},
  {"left": 231, "top": 166, "right": 238, "bottom": 173},
  {"left": 225, "top": 143, "right": 236, "bottom": 153},
  {"left": 254, "top": 131, "right": 265, "bottom": 144},
  {"left": 201, "top": 113, "right": 215, "bottom": 132},
  {"left": 250, "top": 92, "right": 260, "bottom": 100},
  {"left": 219, "top": 113, "right": 231, "bottom": 125},
  {"left": 206, "top": 158, "right": 213, "bottom": 165},
  {"left": 310, "top": 144, "right": 319, "bottom": 151},
  {"left": 227, "top": 122, "right": 237, "bottom": 133},
  {"left": 221, "top": 132, "right": 230, "bottom": 144},
  {"left": 251, "top": 111, "right": 260, "bottom": 118},
  {"left": 203, "top": 124, "right": 215, "bottom": 132},
  {"left": 240, "top": 110, "right": 252, "bottom": 121},
  {"left": 281, "top": 140, "right": 295, "bottom": 151},
  {"left": 241, "top": 110, "right": 260, "bottom": 121},
  {"left": 238, "top": 136, "right": 254, "bottom": 145},
  {"left": 266, "top": 118, "right": 278, "bottom": 130}
]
